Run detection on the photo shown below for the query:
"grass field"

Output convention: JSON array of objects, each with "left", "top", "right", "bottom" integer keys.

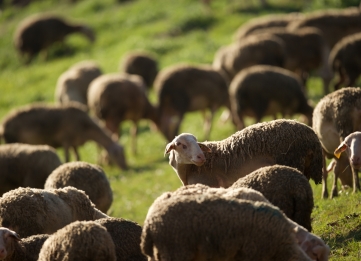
[{"left": 0, "top": 0, "right": 361, "bottom": 259}]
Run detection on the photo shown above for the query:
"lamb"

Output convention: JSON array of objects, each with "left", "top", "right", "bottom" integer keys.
[
  {"left": 0, "top": 103, "right": 128, "bottom": 170},
  {"left": 141, "top": 189, "right": 329, "bottom": 261},
  {"left": 164, "top": 119, "right": 323, "bottom": 188},
  {"left": 0, "top": 186, "right": 108, "bottom": 238},
  {"left": 229, "top": 65, "right": 314, "bottom": 130},
  {"left": 0, "top": 227, "right": 49, "bottom": 261},
  {"left": 328, "top": 32, "right": 361, "bottom": 90},
  {"left": 13, "top": 13, "right": 95, "bottom": 64},
  {"left": 119, "top": 51, "right": 159, "bottom": 90},
  {"left": 154, "top": 64, "right": 230, "bottom": 142},
  {"left": 55, "top": 60, "right": 102, "bottom": 107},
  {"left": 95, "top": 217, "right": 147, "bottom": 261},
  {"left": 87, "top": 73, "right": 158, "bottom": 154},
  {"left": 44, "top": 161, "right": 113, "bottom": 213},
  {"left": 312, "top": 87, "right": 361, "bottom": 198},
  {"left": 212, "top": 34, "right": 285, "bottom": 82},
  {"left": 0, "top": 143, "right": 62, "bottom": 196},
  {"left": 37, "top": 220, "right": 116, "bottom": 261},
  {"left": 230, "top": 165, "right": 314, "bottom": 232}
]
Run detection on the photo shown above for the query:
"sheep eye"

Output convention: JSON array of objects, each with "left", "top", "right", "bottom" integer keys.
[
  {"left": 182, "top": 145, "right": 187, "bottom": 149},
  {"left": 175, "top": 142, "right": 181, "bottom": 146}
]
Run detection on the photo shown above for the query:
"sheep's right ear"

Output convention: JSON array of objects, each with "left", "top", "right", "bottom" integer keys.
[
  {"left": 164, "top": 142, "right": 175, "bottom": 156},
  {"left": 8, "top": 231, "right": 21, "bottom": 241},
  {"left": 198, "top": 143, "right": 212, "bottom": 153},
  {"left": 334, "top": 142, "right": 347, "bottom": 159}
]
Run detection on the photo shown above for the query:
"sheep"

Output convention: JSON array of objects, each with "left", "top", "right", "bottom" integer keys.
[
  {"left": 55, "top": 60, "right": 102, "bottom": 107},
  {"left": 0, "top": 103, "right": 128, "bottom": 170},
  {"left": 230, "top": 164, "right": 314, "bottom": 231},
  {"left": 212, "top": 34, "right": 286, "bottom": 82},
  {"left": 312, "top": 87, "right": 361, "bottom": 198},
  {"left": 228, "top": 65, "right": 314, "bottom": 130},
  {"left": 44, "top": 161, "right": 113, "bottom": 213},
  {"left": 328, "top": 32, "right": 361, "bottom": 90},
  {"left": 0, "top": 227, "right": 49, "bottom": 261},
  {"left": 95, "top": 217, "right": 147, "bottom": 261},
  {"left": 0, "top": 143, "right": 62, "bottom": 196},
  {"left": 119, "top": 51, "right": 159, "bottom": 90},
  {"left": 37, "top": 220, "right": 116, "bottom": 261},
  {"left": 154, "top": 63, "right": 230, "bottom": 142},
  {"left": 13, "top": 13, "right": 95, "bottom": 64},
  {"left": 141, "top": 190, "right": 329, "bottom": 261},
  {"left": 0, "top": 186, "right": 108, "bottom": 238},
  {"left": 164, "top": 119, "right": 323, "bottom": 188},
  {"left": 87, "top": 73, "right": 158, "bottom": 154}
]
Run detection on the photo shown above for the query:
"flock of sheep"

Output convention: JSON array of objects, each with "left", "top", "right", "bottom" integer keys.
[{"left": 1, "top": 2, "right": 361, "bottom": 261}]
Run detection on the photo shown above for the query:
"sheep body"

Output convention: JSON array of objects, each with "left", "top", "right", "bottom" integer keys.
[
  {"left": 0, "top": 143, "right": 61, "bottom": 196},
  {"left": 229, "top": 65, "right": 313, "bottom": 130},
  {"left": 44, "top": 161, "right": 113, "bottom": 213}
]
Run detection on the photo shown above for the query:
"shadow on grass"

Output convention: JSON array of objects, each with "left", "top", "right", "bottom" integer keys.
[
  {"left": 165, "top": 15, "right": 217, "bottom": 37},
  {"left": 232, "top": 4, "right": 302, "bottom": 15}
]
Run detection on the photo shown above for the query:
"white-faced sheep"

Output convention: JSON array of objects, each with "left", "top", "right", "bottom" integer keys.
[
  {"left": 154, "top": 64, "right": 230, "bottom": 142},
  {"left": 0, "top": 227, "right": 49, "bottom": 261},
  {"left": 37, "top": 220, "right": 116, "bottom": 261},
  {"left": 228, "top": 65, "right": 314, "bottom": 130},
  {"left": 55, "top": 60, "right": 102, "bottom": 107},
  {"left": 312, "top": 87, "right": 361, "bottom": 198},
  {"left": 141, "top": 190, "right": 329, "bottom": 261},
  {"left": 44, "top": 161, "right": 113, "bottom": 213},
  {"left": 95, "top": 217, "right": 147, "bottom": 261},
  {"left": 0, "top": 143, "right": 61, "bottom": 196},
  {"left": 212, "top": 34, "right": 286, "bottom": 82},
  {"left": 0, "top": 103, "right": 128, "bottom": 170},
  {"left": 0, "top": 186, "right": 108, "bottom": 238},
  {"left": 164, "top": 119, "right": 323, "bottom": 188},
  {"left": 13, "top": 13, "right": 95, "bottom": 64},
  {"left": 87, "top": 73, "right": 158, "bottom": 154},
  {"left": 119, "top": 51, "right": 159, "bottom": 90},
  {"left": 230, "top": 164, "right": 314, "bottom": 231}
]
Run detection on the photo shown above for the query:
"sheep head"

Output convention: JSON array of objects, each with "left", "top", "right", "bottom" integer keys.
[
  {"left": 334, "top": 131, "right": 361, "bottom": 169},
  {"left": 0, "top": 227, "right": 21, "bottom": 260},
  {"left": 107, "top": 143, "right": 128, "bottom": 170}
]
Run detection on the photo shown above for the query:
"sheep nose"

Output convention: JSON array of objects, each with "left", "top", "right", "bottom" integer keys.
[{"left": 197, "top": 154, "right": 206, "bottom": 162}]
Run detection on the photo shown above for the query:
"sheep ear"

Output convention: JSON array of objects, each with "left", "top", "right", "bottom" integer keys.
[
  {"left": 334, "top": 142, "right": 347, "bottom": 159},
  {"left": 164, "top": 142, "right": 175, "bottom": 156},
  {"left": 8, "top": 231, "right": 21, "bottom": 241},
  {"left": 198, "top": 143, "right": 212, "bottom": 152}
]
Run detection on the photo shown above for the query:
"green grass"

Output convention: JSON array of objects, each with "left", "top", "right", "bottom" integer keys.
[{"left": 1, "top": 0, "right": 361, "bottom": 260}]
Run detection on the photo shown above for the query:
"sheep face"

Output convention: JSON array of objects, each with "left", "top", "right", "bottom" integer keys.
[
  {"left": 106, "top": 143, "right": 128, "bottom": 170},
  {"left": 0, "top": 227, "right": 21, "bottom": 260},
  {"left": 334, "top": 131, "right": 361, "bottom": 169}
]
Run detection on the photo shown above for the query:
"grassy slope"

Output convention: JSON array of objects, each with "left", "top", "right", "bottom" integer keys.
[{"left": 0, "top": 0, "right": 361, "bottom": 259}]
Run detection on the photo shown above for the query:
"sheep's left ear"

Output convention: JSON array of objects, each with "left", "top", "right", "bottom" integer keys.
[
  {"left": 8, "top": 231, "right": 21, "bottom": 241},
  {"left": 198, "top": 143, "right": 212, "bottom": 153},
  {"left": 334, "top": 142, "right": 347, "bottom": 159},
  {"left": 164, "top": 142, "right": 175, "bottom": 156}
]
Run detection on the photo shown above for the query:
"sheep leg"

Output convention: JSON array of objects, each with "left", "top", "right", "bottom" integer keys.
[
  {"left": 321, "top": 152, "right": 329, "bottom": 199},
  {"left": 330, "top": 158, "right": 346, "bottom": 198},
  {"left": 105, "top": 119, "right": 120, "bottom": 141},
  {"left": 333, "top": 67, "right": 347, "bottom": 91},
  {"left": 203, "top": 109, "right": 215, "bottom": 140},
  {"left": 351, "top": 168, "right": 361, "bottom": 193},
  {"left": 63, "top": 145, "right": 71, "bottom": 162},
  {"left": 130, "top": 122, "right": 138, "bottom": 155},
  {"left": 72, "top": 146, "right": 80, "bottom": 161}
]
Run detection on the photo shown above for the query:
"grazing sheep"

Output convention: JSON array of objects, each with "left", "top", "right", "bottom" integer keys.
[
  {"left": 154, "top": 64, "right": 230, "bottom": 142},
  {"left": 95, "top": 217, "right": 147, "bottom": 261},
  {"left": 141, "top": 190, "right": 329, "bottom": 261},
  {"left": 212, "top": 34, "right": 285, "bottom": 82},
  {"left": 0, "top": 103, "right": 128, "bottom": 170},
  {"left": 55, "top": 60, "right": 102, "bottom": 107},
  {"left": 38, "top": 220, "right": 116, "bottom": 261},
  {"left": 13, "top": 14, "right": 95, "bottom": 64},
  {"left": 44, "top": 161, "right": 113, "bottom": 213},
  {"left": 312, "top": 87, "right": 361, "bottom": 198},
  {"left": 119, "top": 51, "right": 159, "bottom": 89},
  {"left": 228, "top": 65, "right": 314, "bottom": 130},
  {"left": 0, "top": 186, "right": 108, "bottom": 238},
  {"left": 329, "top": 32, "right": 361, "bottom": 90},
  {"left": 164, "top": 119, "right": 323, "bottom": 188},
  {"left": 230, "top": 165, "right": 314, "bottom": 231},
  {"left": 0, "top": 143, "right": 61, "bottom": 196},
  {"left": 0, "top": 227, "right": 49, "bottom": 261},
  {"left": 87, "top": 73, "right": 158, "bottom": 154}
]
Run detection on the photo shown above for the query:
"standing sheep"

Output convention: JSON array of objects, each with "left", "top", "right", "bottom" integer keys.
[
  {"left": 55, "top": 60, "right": 102, "bottom": 107},
  {"left": 37, "top": 220, "right": 116, "bottom": 261},
  {"left": 228, "top": 65, "right": 314, "bottom": 130},
  {"left": 0, "top": 186, "right": 108, "bottom": 238},
  {"left": 0, "top": 143, "right": 62, "bottom": 196},
  {"left": 164, "top": 119, "right": 323, "bottom": 188},
  {"left": 230, "top": 165, "right": 314, "bottom": 232},
  {"left": 44, "top": 161, "right": 113, "bottom": 213},
  {"left": 312, "top": 87, "right": 361, "bottom": 198},
  {"left": 87, "top": 73, "right": 158, "bottom": 154},
  {"left": 0, "top": 227, "right": 49, "bottom": 261},
  {"left": 0, "top": 103, "right": 128, "bottom": 170},
  {"left": 13, "top": 14, "right": 95, "bottom": 64},
  {"left": 154, "top": 64, "right": 230, "bottom": 142}
]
